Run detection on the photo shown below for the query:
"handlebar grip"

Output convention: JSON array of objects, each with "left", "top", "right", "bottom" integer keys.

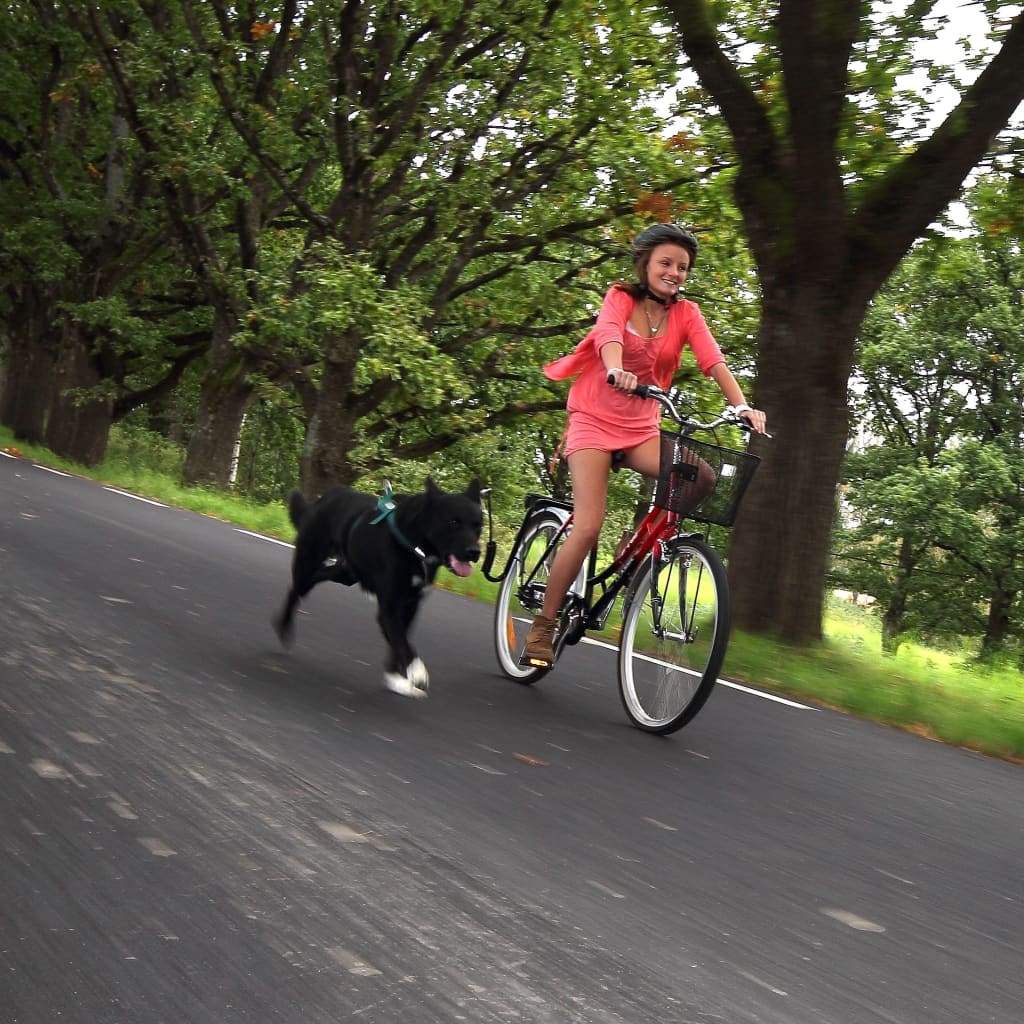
[
  {"left": 606, "top": 373, "right": 653, "bottom": 400},
  {"left": 732, "top": 413, "right": 772, "bottom": 438}
]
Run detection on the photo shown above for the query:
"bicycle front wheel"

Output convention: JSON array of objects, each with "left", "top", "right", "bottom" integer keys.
[
  {"left": 617, "top": 537, "right": 730, "bottom": 734},
  {"left": 493, "top": 511, "right": 568, "bottom": 684}
]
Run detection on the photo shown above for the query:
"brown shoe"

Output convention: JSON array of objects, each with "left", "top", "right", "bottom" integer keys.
[{"left": 520, "top": 614, "right": 557, "bottom": 668}]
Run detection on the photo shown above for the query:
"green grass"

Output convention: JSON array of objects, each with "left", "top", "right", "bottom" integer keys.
[
  {"left": 4, "top": 426, "right": 1023, "bottom": 763},
  {"left": 722, "top": 608, "right": 1024, "bottom": 763}
]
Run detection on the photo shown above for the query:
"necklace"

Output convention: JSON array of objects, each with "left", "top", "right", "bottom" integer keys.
[{"left": 643, "top": 300, "right": 667, "bottom": 337}]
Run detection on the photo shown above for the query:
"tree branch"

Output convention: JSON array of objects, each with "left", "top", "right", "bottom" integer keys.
[{"left": 852, "top": 8, "right": 1024, "bottom": 290}]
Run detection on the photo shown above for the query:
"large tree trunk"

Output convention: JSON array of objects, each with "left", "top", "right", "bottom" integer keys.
[
  {"left": 182, "top": 318, "right": 255, "bottom": 489},
  {"left": 1, "top": 338, "right": 57, "bottom": 445},
  {"left": 300, "top": 330, "right": 361, "bottom": 496},
  {"left": 0, "top": 286, "right": 61, "bottom": 444},
  {"left": 979, "top": 584, "right": 1015, "bottom": 662},
  {"left": 727, "top": 283, "right": 861, "bottom": 643},
  {"left": 880, "top": 536, "right": 918, "bottom": 655},
  {"left": 183, "top": 377, "right": 253, "bottom": 489},
  {"left": 44, "top": 327, "right": 115, "bottom": 467}
]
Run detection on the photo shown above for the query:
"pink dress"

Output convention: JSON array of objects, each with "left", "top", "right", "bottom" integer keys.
[{"left": 544, "top": 286, "right": 724, "bottom": 456}]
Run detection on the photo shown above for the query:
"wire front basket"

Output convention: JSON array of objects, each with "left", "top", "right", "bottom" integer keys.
[{"left": 654, "top": 429, "right": 760, "bottom": 526}]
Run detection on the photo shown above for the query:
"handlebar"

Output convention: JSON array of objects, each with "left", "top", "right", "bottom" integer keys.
[{"left": 606, "top": 375, "right": 761, "bottom": 434}]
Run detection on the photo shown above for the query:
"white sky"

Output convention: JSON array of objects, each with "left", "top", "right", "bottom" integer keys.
[
  {"left": 909, "top": 0, "right": 1019, "bottom": 123},
  {"left": 909, "top": 1, "right": 1022, "bottom": 224},
  {"left": 656, "top": 1, "right": 1021, "bottom": 226}
]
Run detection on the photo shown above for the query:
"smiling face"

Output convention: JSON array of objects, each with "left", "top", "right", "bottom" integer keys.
[{"left": 640, "top": 242, "right": 692, "bottom": 301}]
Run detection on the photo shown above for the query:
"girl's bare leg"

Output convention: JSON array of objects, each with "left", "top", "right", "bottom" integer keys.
[
  {"left": 539, "top": 448, "right": 612, "bottom": 620},
  {"left": 619, "top": 434, "right": 660, "bottom": 478},
  {"left": 521, "top": 449, "right": 612, "bottom": 667},
  {"left": 523, "top": 436, "right": 664, "bottom": 667}
]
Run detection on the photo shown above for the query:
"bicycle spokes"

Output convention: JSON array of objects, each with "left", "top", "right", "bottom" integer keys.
[
  {"left": 493, "top": 512, "right": 570, "bottom": 683},
  {"left": 648, "top": 552, "right": 702, "bottom": 643},
  {"left": 617, "top": 539, "right": 729, "bottom": 733}
]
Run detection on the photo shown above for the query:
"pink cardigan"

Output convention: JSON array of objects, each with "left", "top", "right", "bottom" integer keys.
[{"left": 543, "top": 286, "right": 723, "bottom": 388}]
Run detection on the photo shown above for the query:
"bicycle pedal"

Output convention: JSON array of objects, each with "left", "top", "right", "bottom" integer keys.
[{"left": 518, "top": 653, "right": 553, "bottom": 670}]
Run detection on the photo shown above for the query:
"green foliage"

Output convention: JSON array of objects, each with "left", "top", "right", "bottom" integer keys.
[
  {"left": 234, "top": 396, "right": 304, "bottom": 505},
  {"left": 103, "top": 419, "right": 186, "bottom": 479},
  {"left": 166, "top": 0, "right": 721, "bottom": 478},
  {"left": 0, "top": 0, "right": 226, "bottom": 463},
  {"left": 840, "top": 175, "right": 1024, "bottom": 654}
]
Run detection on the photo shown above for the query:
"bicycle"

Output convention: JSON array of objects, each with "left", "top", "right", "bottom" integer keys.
[{"left": 481, "top": 384, "right": 762, "bottom": 734}]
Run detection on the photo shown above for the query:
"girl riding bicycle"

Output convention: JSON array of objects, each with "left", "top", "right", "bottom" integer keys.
[{"left": 522, "top": 223, "right": 768, "bottom": 668}]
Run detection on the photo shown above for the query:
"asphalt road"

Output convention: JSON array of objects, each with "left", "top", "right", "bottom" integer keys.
[{"left": 1, "top": 452, "right": 1021, "bottom": 1024}]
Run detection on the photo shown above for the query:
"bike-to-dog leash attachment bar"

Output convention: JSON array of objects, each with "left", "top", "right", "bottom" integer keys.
[{"left": 479, "top": 486, "right": 504, "bottom": 581}]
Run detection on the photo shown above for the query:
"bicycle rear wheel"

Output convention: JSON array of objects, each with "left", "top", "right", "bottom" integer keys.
[
  {"left": 617, "top": 537, "right": 730, "bottom": 734},
  {"left": 493, "top": 511, "right": 568, "bottom": 684}
]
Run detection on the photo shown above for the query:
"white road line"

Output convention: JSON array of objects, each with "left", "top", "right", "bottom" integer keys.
[
  {"left": 235, "top": 528, "right": 292, "bottom": 547},
  {"left": 103, "top": 487, "right": 166, "bottom": 507},
  {"left": 34, "top": 464, "right": 72, "bottom": 477},
  {"left": 327, "top": 946, "right": 382, "bottom": 977},
  {"left": 822, "top": 907, "right": 886, "bottom": 933},
  {"left": 577, "top": 636, "right": 814, "bottom": 710},
  {"left": 714, "top": 680, "right": 814, "bottom": 709}
]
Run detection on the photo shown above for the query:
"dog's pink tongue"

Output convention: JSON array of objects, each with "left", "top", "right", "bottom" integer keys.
[{"left": 448, "top": 555, "right": 474, "bottom": 578}]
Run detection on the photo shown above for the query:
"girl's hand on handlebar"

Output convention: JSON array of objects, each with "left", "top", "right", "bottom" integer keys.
[
  {"left": 734, "top": 406, "right": 767, "bottom": 434},
  {"left": 606, "top": 368, "right": 639, "bottom": 392}
]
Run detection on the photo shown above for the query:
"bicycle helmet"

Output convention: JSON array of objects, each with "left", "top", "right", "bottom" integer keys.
[{"left": 631, "top": 223, "right": 699, "bottom": 281}]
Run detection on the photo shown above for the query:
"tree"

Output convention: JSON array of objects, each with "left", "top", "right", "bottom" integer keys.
[
  {"left": 662, "top": 0, "right": 1024, "bottom": 642},
  {"left": 63, "top": 0, "right": 706, "bottom": 491},
  {"left": 937, "top": 179, "right": 1024, "bottom": 659},
  {"left": 62, "top": 0, "right": 288, "bottom": 484},
  {"left": 841, "top": 176, "right": 1024, "bottom": 658},
  {"left": 840, "top": 237, "right": 976, "bottom": 652},
  {"left": 0, "top": 0, "right": 212, "bottom": 465},
  {"left": 176, "top": 0, "right": 708, "bottom": 495}
]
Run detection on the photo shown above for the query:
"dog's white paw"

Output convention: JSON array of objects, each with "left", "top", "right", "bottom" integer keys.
[{"left": 384, "top": 658, "right": 429, "bottom": 699}]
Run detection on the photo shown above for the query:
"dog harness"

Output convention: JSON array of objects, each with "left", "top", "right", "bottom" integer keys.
[{"left": 368, "top": 481, "right": 436, "bottom": 583}]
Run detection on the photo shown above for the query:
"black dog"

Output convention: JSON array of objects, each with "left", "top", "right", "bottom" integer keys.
[{"left": 273, "top": 477, "right": 483, "bottom": 698}]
